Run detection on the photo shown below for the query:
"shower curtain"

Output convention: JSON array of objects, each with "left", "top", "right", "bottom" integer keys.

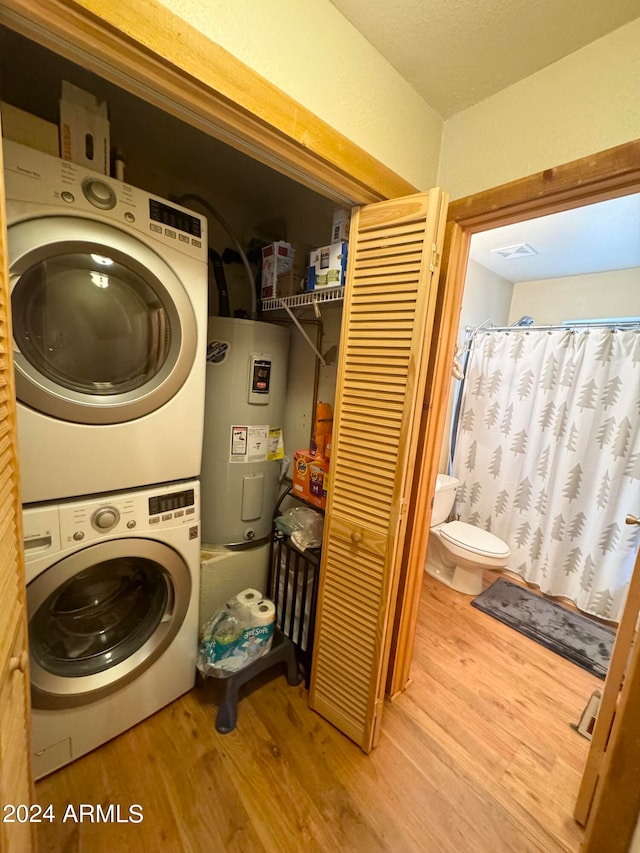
[{"left": 452, "top": 327, "right": 640, "bottom": 622}]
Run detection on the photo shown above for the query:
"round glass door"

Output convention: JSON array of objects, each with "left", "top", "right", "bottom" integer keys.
[
  {"left": 30, "top": 557, "right": 169, "bottom": 678},
  {"left": 9, "top": 216, "right": 197, "bottom": 425},
  {"left": 13, "top": 254, "right": 170, "bottom": 398},
  {"left": 28, "top": 538, "right": 191, "bottom": 709}
]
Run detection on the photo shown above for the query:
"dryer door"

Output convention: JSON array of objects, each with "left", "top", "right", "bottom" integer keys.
[
  {"left": 27, "top": 538, "right": 191, "bottom": 708},
  {"left": 9, "top": 216, "right": 197, "bottom": 424}
]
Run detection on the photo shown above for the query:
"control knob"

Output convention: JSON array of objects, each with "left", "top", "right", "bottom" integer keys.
[
  {"left": 92, "top": 506, "right": 120, "bottom": 531},
  {"left": 82, "top": 177, "right": 116, "bottom": 210}
]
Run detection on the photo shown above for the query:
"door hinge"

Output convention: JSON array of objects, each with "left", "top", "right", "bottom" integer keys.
[{"left": 430, "top": 243, "right": 440, "bottom": 272}]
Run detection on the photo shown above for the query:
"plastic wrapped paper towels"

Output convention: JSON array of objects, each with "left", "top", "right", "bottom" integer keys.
[{"left": 198, "top": 588, "right": 276, "bottom": 678}]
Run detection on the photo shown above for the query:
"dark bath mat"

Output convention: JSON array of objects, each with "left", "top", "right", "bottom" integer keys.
[{"left": 471, "top": 578, "right": 616, "bottom": 679}]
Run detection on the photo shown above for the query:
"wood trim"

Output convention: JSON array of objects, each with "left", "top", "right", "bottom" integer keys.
[
  {"left": 0, "top": 107, "right": 33, "bottom": 848},
  {"left": 582, "top": 617, "right": 640, "bottom": 853},
  {"left": 386, "top": 216, "right": 463, "bottom": 697},
  {"left": 574, "top": 545, "right": 640, "bottom": 825},
  {"left": 447, "top": 138, "right": 640, "bottom": 230},
  {"left": 0, "top": 0, "right": 418, "bottom": 205}
]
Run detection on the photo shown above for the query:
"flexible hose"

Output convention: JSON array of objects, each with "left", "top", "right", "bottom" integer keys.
[
  {"left": 208, "top": 248, "right": 231, "bottom": 317},
  {"left": 173, "top": 193, "right": 257, "bottom": 319}
]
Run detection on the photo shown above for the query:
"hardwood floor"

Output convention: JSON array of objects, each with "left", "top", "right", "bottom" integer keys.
[{"left": 34, "top": 571, "right": 601, "bottom": 852}]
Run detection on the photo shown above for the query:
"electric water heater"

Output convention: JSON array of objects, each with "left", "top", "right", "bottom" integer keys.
[{"left": 200, "top": 316, "right": 290, "bottom": 546}]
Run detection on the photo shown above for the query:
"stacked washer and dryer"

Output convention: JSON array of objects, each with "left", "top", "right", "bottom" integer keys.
[{"left": 4, "top": 140, "right": 209, "bottom": 779}]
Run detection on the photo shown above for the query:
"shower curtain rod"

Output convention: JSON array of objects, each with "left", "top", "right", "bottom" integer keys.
[{"left": 466, "top": 319, "right": 640, "bottom": 335}]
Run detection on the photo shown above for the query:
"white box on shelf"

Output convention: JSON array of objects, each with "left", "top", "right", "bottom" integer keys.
[
  {"left": 330, "top": 207, "right": 350, "bottom": 244},
  {"left": 59, "top": 81, "right": 110, "bottom": 174},
  {"left": 261, "top": 241, "right": 295, "bottom": 299}
]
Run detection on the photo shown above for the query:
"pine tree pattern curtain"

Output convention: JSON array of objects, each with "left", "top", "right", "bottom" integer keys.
[{"left": 452, "top": 328, "right": 640, "bottom": 622}]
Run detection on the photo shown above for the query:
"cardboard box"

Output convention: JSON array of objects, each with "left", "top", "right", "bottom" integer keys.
[
  {"left": 330, "top": 207, "right": 350, "bottom": 244},
  {"left": 1, "top": 103, "right": 59, "bottom": 157},
  {"left": 308, "top": 241, "right": 347, "bottom": 291},
  {"left": 59, "top": 81, "right": 110, "bottom": 174},
  {"left": 292, "top": 449, "right": 329, "bottom": 510},
  {"left": 261, "top": 241, "right": 295, "bottom": 299}
]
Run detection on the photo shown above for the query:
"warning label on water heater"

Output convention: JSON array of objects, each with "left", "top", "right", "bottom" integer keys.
[{"left": 229, "top": 424, "right": 269, "bottom": 463}]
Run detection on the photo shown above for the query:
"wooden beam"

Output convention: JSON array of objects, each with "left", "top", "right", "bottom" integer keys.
[{"left": 447, "top": 138, "right": 640, "bottom": 230}]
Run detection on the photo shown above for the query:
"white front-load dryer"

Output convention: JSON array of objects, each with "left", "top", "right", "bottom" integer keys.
[
  {"left": 23, "top": 479, "right": 201, "bottom": 779},
  {"left": 3, "top": 139, "right": 208, "bottom": 503}
]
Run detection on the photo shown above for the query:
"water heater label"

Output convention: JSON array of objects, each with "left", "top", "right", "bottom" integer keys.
[
  {"left": 229, "top": 424, "right": 269, "bottom": 463},
  {"left": 248, "top": 354, "right": 272, "bottom": 404},
  {"left": 267, "top": 427, "right": 284, "bottom": 461},
  {"left": 206, "top": 340, "right": 229, "bottom": 364}
]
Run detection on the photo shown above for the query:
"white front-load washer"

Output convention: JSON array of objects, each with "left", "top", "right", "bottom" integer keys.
[
  {"left": 23, "top": 478, "right": 201, "bottom": 779},
  {"left": 3, "top": 139, "right": 208, "bottom": 503}
]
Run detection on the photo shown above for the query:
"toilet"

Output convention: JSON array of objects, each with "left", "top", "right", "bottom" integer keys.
[{"left": 425, "top": 474, "right": 510, "bottom": 595}]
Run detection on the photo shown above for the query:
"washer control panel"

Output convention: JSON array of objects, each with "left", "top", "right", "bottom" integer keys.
[
  {"left": 91, "top": 506, "right": 120, "bottom": 531},
  {"left": 3, "top": 139, "right": 207, "bottom": 261},
  {"left": 27, "top": 480, "right": 202, "bottom": 549},
  {"left": 82, "top": 176, "right": 117, "bottom": 210}
]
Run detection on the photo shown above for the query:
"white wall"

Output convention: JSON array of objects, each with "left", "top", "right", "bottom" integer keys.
[
  {"left": 157, "top": 0, "right": 443, "bottom": 191},
  {"left": 439, "top": 18, "right": 640, "bottom": 200},
  {"left": 509, "top": 268, "right": 640, "bottom": 326},
  {"left": 460, "top": 259, "right": 514, "bottom": 333},
  {"left": 282, "top": 304, "right": 342, "bottom": 460},
  {"left": 439, "top": 259, "right": 513, "bottom": 471},
  {"left": 631, "top": 815, "right": 640, "bottom": 853},
  {"left": 158, "top": 3, "right": 640, "bottom": 204}
]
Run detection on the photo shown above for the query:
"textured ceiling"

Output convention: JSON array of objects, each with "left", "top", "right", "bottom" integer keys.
[{"left": 330, "top": 0, "right": 640, "bottom": 117}]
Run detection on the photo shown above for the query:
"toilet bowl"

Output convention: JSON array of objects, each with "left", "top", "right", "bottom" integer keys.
[{"left": 424, "top": 474, "right": 510, "bottom": 595}]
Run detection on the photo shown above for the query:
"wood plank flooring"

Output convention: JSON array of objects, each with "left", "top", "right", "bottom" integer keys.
[{"left": 34, "top": 571, "right": 602, "bottom": 852}]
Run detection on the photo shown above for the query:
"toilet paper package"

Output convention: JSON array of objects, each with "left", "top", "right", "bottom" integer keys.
[
  {"left": 232, "top": 588, "right": 263, "bottom": 623},
  {"left": 198, "top": 589, "right": 276, "bottom": 678}
]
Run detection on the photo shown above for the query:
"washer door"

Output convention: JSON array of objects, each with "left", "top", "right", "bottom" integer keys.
[
  {"left": 27, "top": 538, "right": 192, "bottom": 709},
  {"left": 9, "top": 216, "right": 197, "bottom": 424}
]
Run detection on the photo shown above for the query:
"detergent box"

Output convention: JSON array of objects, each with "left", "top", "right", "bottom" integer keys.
[{"left": 308, "top": 241, "right": 347, "bottom": 290}]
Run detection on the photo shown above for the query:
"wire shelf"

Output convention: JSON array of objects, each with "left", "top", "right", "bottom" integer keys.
[{"left": 262, "top": 286, "right": 345, "bottom": 312}]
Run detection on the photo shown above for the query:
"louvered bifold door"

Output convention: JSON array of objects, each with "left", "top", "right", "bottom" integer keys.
[
  {"left": 309, "top": 189, "right": 448, "bottom": 752},
  {"left": 0, "top": 118, "right": 34, "bottom": 852}
]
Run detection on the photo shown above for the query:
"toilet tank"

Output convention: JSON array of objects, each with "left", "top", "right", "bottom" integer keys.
[{"left": 431, "top": 474, "right": 459, "bottom": 526}]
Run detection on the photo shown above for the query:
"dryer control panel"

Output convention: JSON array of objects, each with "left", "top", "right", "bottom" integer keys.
[{"left": 3, "top": 139, "right": 207, "bottom": 262}]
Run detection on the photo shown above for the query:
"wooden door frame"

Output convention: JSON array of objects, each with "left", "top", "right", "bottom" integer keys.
[{"left": 389, "top": 138, "right": 640, "bottom": 851}]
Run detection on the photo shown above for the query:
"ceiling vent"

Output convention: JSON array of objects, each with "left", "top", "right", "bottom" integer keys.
[{"left": 490, "top": 243, "right": 538, "bottom": 260}]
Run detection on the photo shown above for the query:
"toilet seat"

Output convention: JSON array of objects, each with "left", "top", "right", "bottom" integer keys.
[{"left": 439, "top": 521, "right": 510, "bottom": 558}]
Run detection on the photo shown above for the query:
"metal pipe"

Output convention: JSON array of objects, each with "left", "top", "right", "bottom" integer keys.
[
  {"left": 468, "top": 320, "right": 640, "bottom": 335},
  {"left": 279, "top": 301, "right": 326, "bottom": 366}
]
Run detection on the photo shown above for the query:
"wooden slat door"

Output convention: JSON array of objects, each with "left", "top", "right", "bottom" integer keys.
[
  {"left": 309, "top": 190, "right": 448, "bottom": 752},
  {"left": 0, "top": 122, "right": 33, "bottom": 851}
]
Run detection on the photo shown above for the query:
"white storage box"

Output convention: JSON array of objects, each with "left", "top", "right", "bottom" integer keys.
[
  {"left": 261, "top": 241, "right": 295, "bottom": 299},
  {"left": 59, "top": 81, "right": 110, "bottom": 174},
  {"left": 330, "top": 207, "right": 350, "bottom": 244}
]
